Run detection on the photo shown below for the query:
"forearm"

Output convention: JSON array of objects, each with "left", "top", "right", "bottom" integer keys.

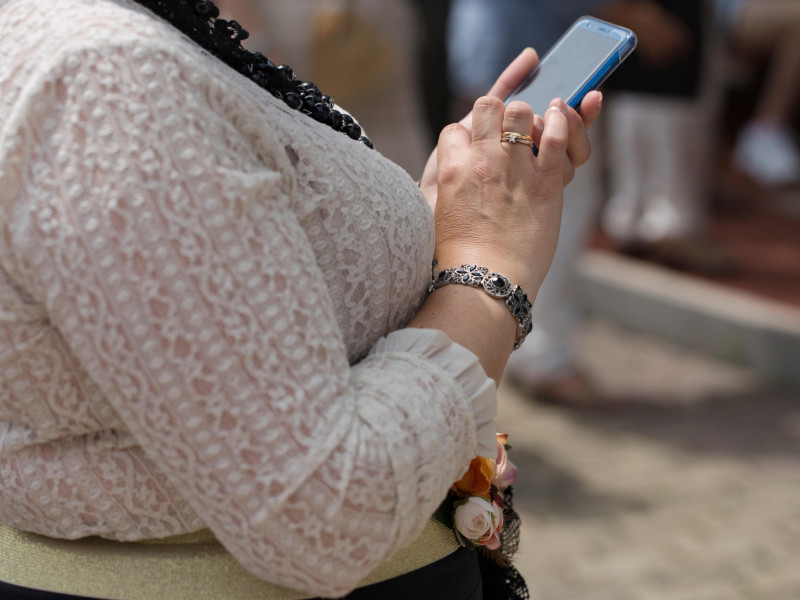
[
  {"left": 410, "top": 98, "right": 577, "bottom": 384},
  {"left": 407, "top": 281, "right": 523, "bottom": 384}
]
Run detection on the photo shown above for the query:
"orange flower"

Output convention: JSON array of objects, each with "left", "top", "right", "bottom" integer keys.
[{"left": 452, "top": 455, "right": 496, "bottom": 500}]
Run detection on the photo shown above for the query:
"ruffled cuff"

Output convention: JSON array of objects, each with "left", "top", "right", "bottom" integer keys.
[{"left": 369, "top": 328, "right": 497, "bottom": 458}]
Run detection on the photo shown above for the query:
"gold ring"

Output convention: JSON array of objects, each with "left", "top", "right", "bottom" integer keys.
[{"left": 500, "top": 131, "right": 534, "bottom": 146}]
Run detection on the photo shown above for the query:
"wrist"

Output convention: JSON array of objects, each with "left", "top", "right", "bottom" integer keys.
[
  {"left": 410, "top": 283, "right": 515, "bottom": 381},
  {"left": 435, "top": 251, "right": 539, "bottom": 297},
  {"left": 429, "top": 264, "right": 533, "bottom": 351}
]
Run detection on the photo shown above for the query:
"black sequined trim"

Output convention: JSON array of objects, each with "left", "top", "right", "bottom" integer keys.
[{"left": 132, "top": 0, "right": 374, "bottom": 148}]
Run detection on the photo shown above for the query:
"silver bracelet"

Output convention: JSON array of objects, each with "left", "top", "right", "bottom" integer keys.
[{"left": 428, "top": 264, "right": 533, "bottom": 351}]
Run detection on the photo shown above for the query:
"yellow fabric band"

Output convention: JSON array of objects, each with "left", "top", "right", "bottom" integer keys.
[{"left": 0, "top": 519, "right": 459, "bottom": 600}]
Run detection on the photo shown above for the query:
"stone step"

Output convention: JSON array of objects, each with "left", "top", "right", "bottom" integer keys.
[{"left": 577, "top": 249, "right": 800, "bottom": 389}]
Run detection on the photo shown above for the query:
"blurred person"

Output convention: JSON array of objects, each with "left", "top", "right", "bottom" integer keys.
[
  {"left": 0, "top": 1, "right": 602, "bottom": 598},
  {"left": 720, "top": 0, "right": 800, "bottom": 187},
  {"left": 216, "top": 0, "right": 431, "bottom": 176},
  {"left": 599, "top": 0, "right": 735, "bottom": 274}
]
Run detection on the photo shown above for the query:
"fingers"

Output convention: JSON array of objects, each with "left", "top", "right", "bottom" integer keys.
[
  {"left": 470, "top": 96, "right": 506, "bottom": 148},
  {"left": 536, "top": 101, "right": 570, "bottom": 178},
  {"left": 561, "top": 154, "right": 576, "bottom": 187},
  {"left": 563, "top": 102, "right": 592, "bottom": 168},
  {"left": 437, "top": 122, "right": 472, "bottom": 184},
  {"left": 501, "top": 101, "right": 535, "bottom": 155},
  {"left": 530, "top": 114, "right": 545, "bottom": 150},
  {"left": 578, "top": 91, "right": 603, "bottom": 130},
  {"left": 485, "top": 47, "right": 539, "bottom": 102},
  {"left": 453, "top": 95, "right": 576, "bottom": 190},
  {"left": 529, "top": 92, "right": 600, "bottom": 162},
  {"left": 459, "top": 47, "right": 540, "bottom": 133}
]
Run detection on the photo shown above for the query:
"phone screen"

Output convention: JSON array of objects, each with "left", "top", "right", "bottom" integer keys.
[{"left": 508, "top": 18, "right": 635, "bottom": 116}]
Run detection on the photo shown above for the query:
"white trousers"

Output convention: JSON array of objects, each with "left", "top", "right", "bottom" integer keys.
[{"left": 601, "top": 93, "right": 712, "bottom": 244}]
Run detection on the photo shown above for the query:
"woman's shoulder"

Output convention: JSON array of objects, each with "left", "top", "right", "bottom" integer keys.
[
  {"left": 0, "top": 0, "right": 297, "bottom": 202},
  {"left": 0, "top": 0, "right": 276, "bottom": 151},
  {"left": 0, "top": 0, "right": 210, "bottom": 104},
  {"left": 1, "top": 0, "right": 176, "bottom": 55}
]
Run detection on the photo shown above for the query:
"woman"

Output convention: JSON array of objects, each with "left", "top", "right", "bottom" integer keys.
[{"left": 0, "top": 0, "right": 600, "bottom": 598}]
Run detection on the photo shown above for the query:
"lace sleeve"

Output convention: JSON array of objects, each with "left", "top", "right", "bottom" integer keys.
[{"left": 0, "top": 35, "right": 495, "bottom": 596}]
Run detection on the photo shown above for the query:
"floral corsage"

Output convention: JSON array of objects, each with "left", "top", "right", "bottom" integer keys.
[{"left": 435, "top": 433, "right": 518, "bottom": 560}]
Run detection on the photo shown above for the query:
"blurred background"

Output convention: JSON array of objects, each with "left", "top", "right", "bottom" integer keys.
[{"left": 218, "top": 1, "right": 800, "bottom": 597}]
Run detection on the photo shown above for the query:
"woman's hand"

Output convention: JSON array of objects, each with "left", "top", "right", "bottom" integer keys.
[
  {"left": 408, "top": 94, "right": 591, "bottom": 380},
  {"left": 433, "top": 96, "right": 572, "bottom": 297},
  {"left": 408, "top": 48, "right": 603, "bottom": 380},
  {"left": 420, "top": 47, "right": 602, "bottom": 213}
]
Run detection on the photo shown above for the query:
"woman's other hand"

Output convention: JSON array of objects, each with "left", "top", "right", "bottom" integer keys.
[{"left": 420, "top": 47, "right": 602, "bottom": 213}]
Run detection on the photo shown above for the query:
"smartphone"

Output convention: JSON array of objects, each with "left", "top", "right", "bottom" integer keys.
[{"left": 506, "top": 16, "right": 637, "bottom": 118}]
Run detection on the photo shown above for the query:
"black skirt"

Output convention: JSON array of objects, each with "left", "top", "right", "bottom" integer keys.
[{"left": 0, "top": 547, "right": 482, "bottom": 600}]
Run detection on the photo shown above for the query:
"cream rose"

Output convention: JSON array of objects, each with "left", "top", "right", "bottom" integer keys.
[{"left": 453, "top": 497, "right": 504, "bottom": 549}]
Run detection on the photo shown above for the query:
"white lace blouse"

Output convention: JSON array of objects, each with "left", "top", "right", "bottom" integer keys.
[{"left": 0, "top": 0, "right": 497, "bottom": 595}]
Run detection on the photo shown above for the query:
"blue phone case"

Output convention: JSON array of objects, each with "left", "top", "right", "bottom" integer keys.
[
  {"left": 565, "top": 17, "right": 637, "bottom": 110},
  {"left": 507, "top": 16, "right": 637, "bottom": 113}
]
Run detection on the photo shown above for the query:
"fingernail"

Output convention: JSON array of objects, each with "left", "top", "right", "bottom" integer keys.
[
  {"left": 548, "top": 98, "right": 569, "bottom": 115},
  {"left": 533, "top": 114, "right": 544, "bottom": 132}
]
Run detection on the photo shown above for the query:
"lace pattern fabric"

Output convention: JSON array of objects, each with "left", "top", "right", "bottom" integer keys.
[{"left": 0, "top": 0, "right": 498, "bottom": 596}]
